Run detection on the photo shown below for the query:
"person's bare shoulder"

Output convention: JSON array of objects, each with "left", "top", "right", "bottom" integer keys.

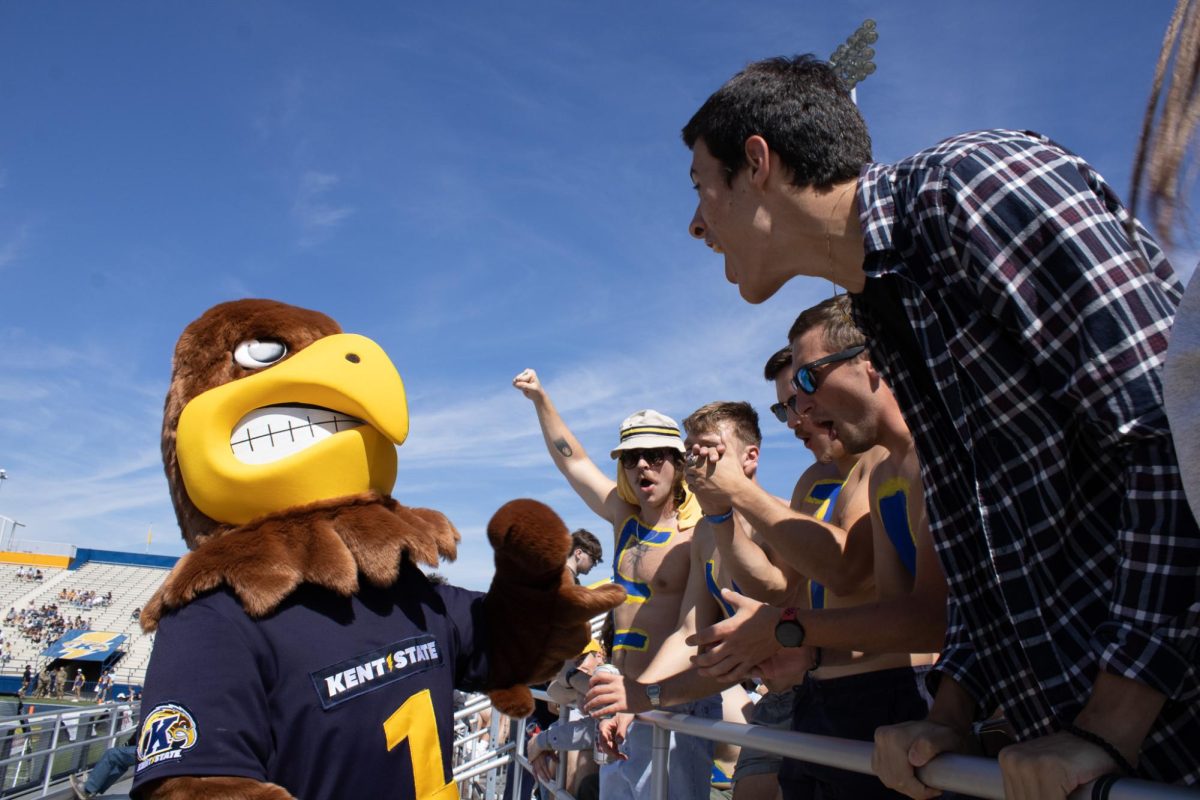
[{"left": 790, "top": 461, "right": 844, "bottom": 513}]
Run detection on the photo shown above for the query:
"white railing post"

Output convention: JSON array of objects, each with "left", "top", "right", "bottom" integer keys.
[
  {"left": 649, "top": 724, "right": 669, "bottom": 800},
  {"left": 39, "top": 709, "right": 63, "bottom": 796},
  {"left": 553, "top": 703, "right": 568, "bottom": 792},
  {"left": 484, "top": 709, "right": 503, "bottom": 800},
  {"left": 512, "top": 713, "right": 527, "bottom": 800}
]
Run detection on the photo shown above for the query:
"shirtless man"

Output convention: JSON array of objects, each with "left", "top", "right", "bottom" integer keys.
[
  {"left": 584, "top": 387, "right": 871, "bottom": 797},
  {"left": 688, "top": 298, "right": 946, "bottom": 799},
  {"left": 584, "top": 401, "right": 786, "bottom": 795},
  {"left": 513, "top": 368, "right": 716, "bottom": 800}
]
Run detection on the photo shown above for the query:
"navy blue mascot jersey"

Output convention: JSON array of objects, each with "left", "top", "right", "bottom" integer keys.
[{"left": 131, "top": 561, "right": 487, "bottom": 799}]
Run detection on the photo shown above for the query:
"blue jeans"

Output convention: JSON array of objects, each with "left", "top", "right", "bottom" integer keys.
[
  {"left": 87, "top": 745, "right": 137, "bottom": 794},
  {"left": 600, "top": 696, "right": 720, "bottom": 800}
]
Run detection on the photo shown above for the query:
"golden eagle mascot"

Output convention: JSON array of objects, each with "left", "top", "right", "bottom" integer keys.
[{"left": 131, "top": 299, "right": 625, "bottom": 800}]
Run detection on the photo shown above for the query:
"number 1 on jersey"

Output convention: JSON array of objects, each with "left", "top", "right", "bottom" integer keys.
[{"left": 383, "top": 688, "right": 456, "bottom": 798}]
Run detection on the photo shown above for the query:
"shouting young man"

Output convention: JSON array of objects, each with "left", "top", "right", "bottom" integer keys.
[{"left": 683, "top": 55, "right": 1200, "bottom": 793}]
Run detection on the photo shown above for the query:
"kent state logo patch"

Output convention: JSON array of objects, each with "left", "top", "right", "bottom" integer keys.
[
  {"left": 135, "top": 703, "right": 198, "bottom": 773},
  {"left": 311, "top": 634, "right": 443, "bottom": 709}
]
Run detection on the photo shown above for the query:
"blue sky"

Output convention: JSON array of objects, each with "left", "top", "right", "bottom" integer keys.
[{"left": 0, "top": 1, "right": 1188, "bottom": 590}]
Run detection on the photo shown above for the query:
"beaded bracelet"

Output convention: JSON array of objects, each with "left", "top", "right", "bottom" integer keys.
[
  {"left": 705, "top": 510, "right": 734, "bottom": 524},
  {"left": 1062, "top": 723, "right": 1136, "bottom": 776}
]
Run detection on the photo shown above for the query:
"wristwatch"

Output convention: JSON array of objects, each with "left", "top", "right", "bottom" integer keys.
[
  {"left": 644, "top": 683, "right": 662, "bottom": 708},
  {"left": 774, "top": 607, "right": 806, "bottom": 648}
]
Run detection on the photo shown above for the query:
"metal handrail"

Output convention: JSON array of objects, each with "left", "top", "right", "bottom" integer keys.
[
  {"left": 640, "top": 711, "right": 1200, "bottom": 800},
  {"left": 0, "top": 700, "right": 139, "bottom": 797}
]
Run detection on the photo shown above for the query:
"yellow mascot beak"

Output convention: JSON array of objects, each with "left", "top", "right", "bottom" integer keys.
[{"left": 176, "top": 333, "right": 408, "bottom": 525}]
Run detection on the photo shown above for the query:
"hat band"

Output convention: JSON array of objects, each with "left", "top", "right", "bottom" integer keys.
[{"left": 620, "top": 426, "right": 680, "bottom": 441}]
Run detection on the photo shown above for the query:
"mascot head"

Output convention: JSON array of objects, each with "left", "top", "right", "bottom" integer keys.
[{"left": 163, "top": 299, "right": 411, "bottom": 548}]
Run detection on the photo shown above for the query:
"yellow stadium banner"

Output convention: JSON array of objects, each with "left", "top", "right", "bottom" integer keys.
[{"left": 0, "top": 552, "right": 71, "bottom": 569}]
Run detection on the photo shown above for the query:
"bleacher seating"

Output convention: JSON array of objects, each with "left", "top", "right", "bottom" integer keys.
[{"left": 0, "top": 561, "right": 168, "bottom": 685}]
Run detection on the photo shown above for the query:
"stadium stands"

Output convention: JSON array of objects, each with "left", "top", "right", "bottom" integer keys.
[{"left": 0, "top": 560, "right": 169, "bottom": 686}]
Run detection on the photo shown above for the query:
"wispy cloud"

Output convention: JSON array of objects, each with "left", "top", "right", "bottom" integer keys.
[
  {"left": 0, "top": 222, "right": 30, "bottom": 271},
  {"left": 0, "top": 328, "right": 176, "bottom": 552},
  {"left": 293, "top": 171, "right": 354, "bottom": 246}
]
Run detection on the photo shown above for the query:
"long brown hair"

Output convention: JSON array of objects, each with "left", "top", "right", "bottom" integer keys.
[{"left": 1132, "top": 0, "right": 1200, "bottom": 246}]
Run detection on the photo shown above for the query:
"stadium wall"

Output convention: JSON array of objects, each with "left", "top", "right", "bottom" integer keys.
[{"left": 69, "top": 549, "right": 179, "bottom": 570}]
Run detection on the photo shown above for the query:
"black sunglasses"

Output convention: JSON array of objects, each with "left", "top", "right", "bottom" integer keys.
[
  {"left": 791, "top": 345, "right": 866, "bottom": 395},
  {"left": 768, "top": 395, "right": 803, "bottom": 423},
  {"left": 618, "top": 448, "right": 675, "bottom": 469}
]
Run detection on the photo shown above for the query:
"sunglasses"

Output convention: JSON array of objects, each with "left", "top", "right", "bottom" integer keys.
[
  {"left": 768, "top": 395, "right": 803, "bottom": 423},
  {"left": 792, "top": 345, "right": 866, "bottom": 395},
  {"left": 619, "top": 448, "right": 675, "bottom": 469}
]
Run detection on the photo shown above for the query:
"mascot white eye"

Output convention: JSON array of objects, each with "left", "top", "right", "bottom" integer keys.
[{"left": 233, "top": 340, "right": 288, "bottom": 369}]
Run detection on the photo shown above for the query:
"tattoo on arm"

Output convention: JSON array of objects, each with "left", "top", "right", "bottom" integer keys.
[{"left": 553, "top": 438, "right": 574, "bottom": 458}]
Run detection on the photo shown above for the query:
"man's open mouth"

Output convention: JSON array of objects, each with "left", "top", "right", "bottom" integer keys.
[{"left": 230, "top": 403, "right": 365, "bottom": 465}]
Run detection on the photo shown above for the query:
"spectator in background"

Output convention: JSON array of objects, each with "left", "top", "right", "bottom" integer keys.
[
  {"left": 73, "top": 670, "right": 84, "bottom": 699},
  {"left": 529, "top": 640, "right": 608, "bottom": 799},
  {"left": 566, "top": 530, "right": 604, "bottom": 585},
  {"left": 95, "top": 671, "right": 111, "bottom": 704},
  {"left": 69, "top": 731, "right": 136, "bottom": 799}
]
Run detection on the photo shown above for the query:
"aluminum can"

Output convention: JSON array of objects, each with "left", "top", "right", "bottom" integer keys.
[{"left": 591, "top": 664, "right": 621, "bottom": 764}]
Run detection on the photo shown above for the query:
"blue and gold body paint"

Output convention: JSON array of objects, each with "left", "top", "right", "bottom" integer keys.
[
  {"left": 805, "top": 478, "right": 843, "bottom": 520},
  {"left": 705, "top": 559, "right": 743, "bottom": 618},
  {"left": 612, "top": 515, "right": 674, "bottom": 605},
  {"left": 711, "top": 762, "right": 733, "bottom": 789},
  {"left": 805, "top": 478, "right": 844, "bottom": 608},
  {"left": 876, "top": 476, "right": 917, "bottom": 576},
  {"left": 612, "top": 628, "right": 649, "bottom": 652}
]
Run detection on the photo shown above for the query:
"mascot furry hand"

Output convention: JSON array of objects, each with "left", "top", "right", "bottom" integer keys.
[{"left": 131, "top": 299, "right": 624, "bottom": 800}]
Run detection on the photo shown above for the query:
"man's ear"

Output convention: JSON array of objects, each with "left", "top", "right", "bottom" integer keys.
[
  {"left": 743, "top": 444, "right": 760, "bottom": 470},
  {"left": 863, "top": 356, "right": 883, "bottom": 388},
  {"left": 744, "top": 135, "right": 771, "bottom": 188}
]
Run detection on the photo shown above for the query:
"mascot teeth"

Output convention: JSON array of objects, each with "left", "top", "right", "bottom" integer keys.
[{"left": 230, "top": 405, "right": 365, "bottom": 464}]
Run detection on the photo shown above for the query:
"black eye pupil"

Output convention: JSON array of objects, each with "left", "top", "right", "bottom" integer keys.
[{"left": 345, "top": 353, "right": 360, "bottom": 363}]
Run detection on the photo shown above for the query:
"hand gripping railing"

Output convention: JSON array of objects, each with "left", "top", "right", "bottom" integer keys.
[{"left": 639, "top": 710, "right": 1200, "bottom": 800}]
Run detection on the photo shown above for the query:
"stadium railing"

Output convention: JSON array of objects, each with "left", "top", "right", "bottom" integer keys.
[
  {"left": 0, "top": 699, "right": 136, "bottom": 798},
  {"left": 465, "top": 694, "right": 1200, "bottom": 800}
]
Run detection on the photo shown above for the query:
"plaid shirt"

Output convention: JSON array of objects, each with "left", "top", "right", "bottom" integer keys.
[{"left": 851, "top": 130, "right": 1200, "bottom": 783}]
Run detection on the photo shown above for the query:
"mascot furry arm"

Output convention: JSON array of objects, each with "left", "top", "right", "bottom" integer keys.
[{"left": 131, "top": 299, "right": 624, "bottom": 800}]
